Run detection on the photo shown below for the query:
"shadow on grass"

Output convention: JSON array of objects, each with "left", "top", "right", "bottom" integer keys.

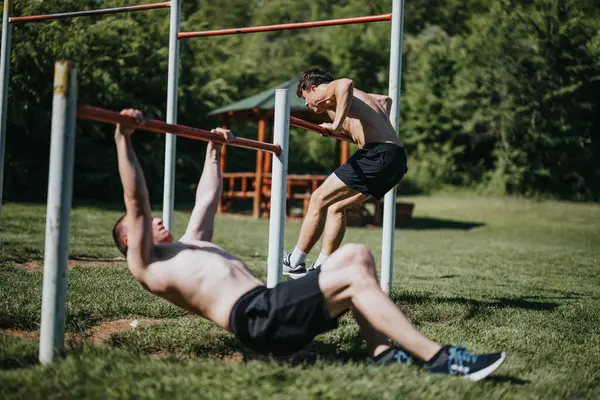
[
  {"left": 236, "top": 338, "right": 530, "bottom": 386},
  {"left": 234, "top": 331, "right": 367, "bottom": 367},
  {"left": 390, "top": 292, "right": 560, "bottom": 315},
  {"left": 0, "top": 352, "right": 39, "bottom": 370},
  {"left": 494, "top": 297, "right": 558, "bottom": 310},
  {"left": 409, "top": 217, "right": 485, "bottom": 231}
]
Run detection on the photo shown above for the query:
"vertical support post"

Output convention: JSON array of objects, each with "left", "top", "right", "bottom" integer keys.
[
  {"left": 340, "top": 141, "right": 350, "bottom": 165},
  {"left": 266, "top": 89, "right": 290, "bottom": 288},
  {"left": 217, "top": 142, "right": 227, "bottom": 214},
  {"left": 162, "top": 0, "right": 181, "bottom": 231},
  {"left": 217, "top": 116, "right": 229, "bottom": 215},
  {"left": 253, "top": 118, "right": 266, "bottom": 218},
  {"left": 0, "top": 0, "right": 12, "bottom": 216},
  {"left": 263, "top": 122, "right": 272, "bottom": 174},
  {"left": 381, "top": 0, "right": 405, "bottom": 293},
  {"left": 39, "top": 61, "right": 77, "bottom": 365}
]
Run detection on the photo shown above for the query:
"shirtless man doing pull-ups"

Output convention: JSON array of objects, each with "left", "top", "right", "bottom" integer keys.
[
  {"left": 110, "top": 109, "right": 506, "bottom": 381},
  {"left": 283, "top": 68, "right": 407, "bottom": 277}
]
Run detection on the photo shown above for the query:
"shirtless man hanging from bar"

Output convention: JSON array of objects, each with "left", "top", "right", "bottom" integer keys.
[
  {"left": 283, "top": 68, "right": 407, "bottom": 278},
  {"left": 110, "top": 109, "right": 506, "bottom": 380}
]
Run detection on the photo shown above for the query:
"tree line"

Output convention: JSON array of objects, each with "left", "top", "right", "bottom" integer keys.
[{"left": 3, "top": 0, "right": 599, "bottom": 205}]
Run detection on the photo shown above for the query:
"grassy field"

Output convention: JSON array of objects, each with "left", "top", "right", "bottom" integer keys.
[{"left": 1, "top": 195, "right": 599, "bottom": 399}]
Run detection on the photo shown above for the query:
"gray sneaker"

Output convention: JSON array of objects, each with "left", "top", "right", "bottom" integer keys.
[{"left": 282, "top": 253, "right": 308, "bottom": 279}]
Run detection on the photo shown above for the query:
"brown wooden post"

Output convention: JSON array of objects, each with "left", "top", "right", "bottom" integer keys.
[
  {"left": 261, "top": 122, "right": 273, "bottom": 216},
  {"left": 340, "top": 140, "right": 350, "bottom": 165},
  {"left": 253, "top": 117, "right": 267, "bottom": 218},
  {"left": 220, "top": 145, "right": 227, "bottom": 175},
  {"left": 217, "top": 115, "right": 230, "bottom": 214},
  {"left": 263, "top": 121, "right": 273, "bottom": 174},
  {"left": 263, "top": 151, "right": 272, "bottom": 174}
]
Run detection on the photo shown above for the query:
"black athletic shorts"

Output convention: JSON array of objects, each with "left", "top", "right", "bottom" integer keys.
[
  {"left": 334, "top": 142, "right": 408, "bottom": 200},
  {"left": 229, "top": 267, "right": 340, "bottom": 357}
]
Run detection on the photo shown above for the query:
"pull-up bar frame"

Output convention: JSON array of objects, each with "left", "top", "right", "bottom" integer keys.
[
  {"left": 290, "top": 116, "right": 353, "bottom": 143},
  {"left": 0, "top": 0, "right": 171, "bottom": 218},
  {"left": 41, "top": 62, "right": 290, "bottom": 364},
  {"left": 179, "top": 13, "right": 392, "bottom": 39},
  {"left": 174, "top": 2, "right": 405, "bottom": 295},
  {"left": 9, "top": 2, "right": 170, "bottom": 23},
  {"left": 77, "top": 105, "right": 281, "bottom": 155}
]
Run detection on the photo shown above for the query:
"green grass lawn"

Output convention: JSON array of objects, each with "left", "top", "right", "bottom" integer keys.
[{"left": 1, "top": 196, "right": 599, "bottom": 399}]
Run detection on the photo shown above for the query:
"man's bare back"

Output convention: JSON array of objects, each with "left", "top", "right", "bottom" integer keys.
[{"left": 327, "top": 87, "right": 401, "bottom": 148}]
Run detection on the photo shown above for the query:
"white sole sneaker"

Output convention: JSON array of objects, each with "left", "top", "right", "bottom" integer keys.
[
  {"left": 464, "top": 352, "right": 506, "bottom": 381},
  {"left": 282, "top": 270, "right": 308, "bottom": 279}
]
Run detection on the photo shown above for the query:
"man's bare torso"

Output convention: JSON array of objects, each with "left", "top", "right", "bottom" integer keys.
[
  {"left": 139, "top": 240, "right": 262, "bottom": 330},
  {"left": 328, "top": 88, "right": 401, "bottom": 148}
]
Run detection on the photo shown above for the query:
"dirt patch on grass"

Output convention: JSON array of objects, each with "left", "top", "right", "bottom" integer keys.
[
  {"left": 21, "top": 261, "right": 39, "bottom": 272},
  {"left": 3, "top": 318, "right": 163, "bottom": 345},
  {"left": 4, "top": 319, "right": 245, "bottom": 363},
  {"left": 222, "top": 353, "right": 244, "bottom": 363},
  {"left": 3, "top": 329, "right": 41, "bottom": 341},
  {"left": 19, "top": 257, "right": 126, "bottom": 272},
  {"left": 88, "top": 318, "right": 162, "bottom": 344}
]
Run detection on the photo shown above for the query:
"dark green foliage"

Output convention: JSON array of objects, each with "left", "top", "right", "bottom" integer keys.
[{"left": 3, "top": 0, "right": 599, "bottom": 203}]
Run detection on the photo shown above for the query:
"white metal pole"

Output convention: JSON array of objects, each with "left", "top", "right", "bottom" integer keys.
[
  {"left": 0, "top": 0, "right": 12, "bottom": 216},
  {"left": 162, "top": 0, "right": 181, "bottom": 231},
  {"left": 266, "top": 89, "right": 290, "bottom": 288},
  {"left": 39, "top": 61, "right": 77, "bottom": 365},
  {"left": 381, "top": 0, "right": 405, "bottom": 293}
]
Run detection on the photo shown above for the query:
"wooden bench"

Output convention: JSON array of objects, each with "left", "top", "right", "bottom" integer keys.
[
  {"left": 220, "top": 172, "right": 413, "bottom": 228},
  {"left": 220, "top": 172, "right": 327, "bottom": 217}
]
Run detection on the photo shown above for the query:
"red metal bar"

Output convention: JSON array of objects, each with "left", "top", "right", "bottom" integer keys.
[
  {"left": 179, "top": 13, "right": 392, "bottom": 39},
  {"left": 289, "top": 116, "right": 353, "bottom": 143},
  {"left": 10, "top": 2, "right": 170, "bottom": 23},
  {"left": 77, "top": 105, "right": 281, "bottom": 156}
]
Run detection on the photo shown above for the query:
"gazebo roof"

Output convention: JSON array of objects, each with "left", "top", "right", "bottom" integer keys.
[{"left": 208, "top": 78, "right": 316, "bottom": 120}]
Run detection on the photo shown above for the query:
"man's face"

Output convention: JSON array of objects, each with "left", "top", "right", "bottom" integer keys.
[
  {"left": 152, "top": 217, "right": 173, "bottom": 244},
  {"left": 302, "top": 86, "right": 325, "bottom": 114}
]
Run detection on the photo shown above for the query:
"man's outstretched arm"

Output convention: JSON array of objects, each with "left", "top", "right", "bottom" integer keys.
[
  {"left": 115, "top": 109, "right": 153, "bottom": 272},
  {"left": 181, "top": 128, "right": 233, "bottom": 243}
]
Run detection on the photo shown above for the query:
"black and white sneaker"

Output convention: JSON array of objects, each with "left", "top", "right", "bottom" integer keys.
[
  {"left": 282, "top": 253, "right": 308, "bottom": 279},
  {"left": 306, "top": 262, "right": 320, "bottom": 273},
  {"left": 428, "top": 344, "right": 506, "bottom": 381}
]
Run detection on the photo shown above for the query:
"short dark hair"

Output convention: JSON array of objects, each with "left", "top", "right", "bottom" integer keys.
[
  {"left": 297, "top": 68, "right": 335, "bottom": 98},
  {"left": 112, "top": 214, "right": 128, "bottom": 256}
]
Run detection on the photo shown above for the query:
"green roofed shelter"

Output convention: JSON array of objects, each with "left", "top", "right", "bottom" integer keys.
[
  {"left": 209, "top": 77, "right": 349, "bottom": 219},
  {"left": 208, "top": 78, "right": 320, "bottom": 121}
]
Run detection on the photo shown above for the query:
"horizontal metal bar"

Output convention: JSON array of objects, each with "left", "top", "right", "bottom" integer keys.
[
  {"left": 179, "top": 13, "right": 392, "bottom": 39},
  {"left": 77, "top": 105, "right": 282, "bottom": 156},
  {"left": 10, "top": 2, "right": 170, "bottom": 23},
  {"left": 289, "top": 116, "right": 353, "bottom": 143}
]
